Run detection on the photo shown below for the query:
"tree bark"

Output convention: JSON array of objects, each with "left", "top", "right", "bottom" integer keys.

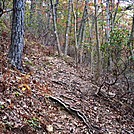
[
  {"left": 106, "top": 0, "right": 110, "bottom": 43},
  {"left": 89, "top": 16, "right": 95, "bottom": 73},
  {"left": 64, "top": 0, "right": 72, "bottom": 56},
  {"left": 94, "top": 0, "right": 101, "bottom": 78},
  {"left": 78, "top": 1, "right": 88, "bottom": 64},
  {"left": 79, "top": 22, "right": 86, "bottom": 64},
  {"left": 8, "top": 0, "right": 25, "bottom": 72},
  {"left": 106, "top": 0, "right": 112, "bottom": 70},
  {"left": 112, "top": 0, "right": 120, "bottom": 29},
  {"left": 30, "top": 0, "right": 36, "bottom": 25},
  {"left": 50, "top": 0, "right": 62, "bottom": 56},
  {"left": 77, "top": 1, "right": 88, "bottom": 48},
  {"left": 127, "top": 14, "right": 134, "bottom": 58},
  {"left": 72, "top": 2, "right": 78, "bottom": 65}
]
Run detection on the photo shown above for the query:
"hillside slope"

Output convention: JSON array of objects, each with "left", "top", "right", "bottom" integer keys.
[{"left": 0, "top": 35, "right": 133, "bottom": 134}]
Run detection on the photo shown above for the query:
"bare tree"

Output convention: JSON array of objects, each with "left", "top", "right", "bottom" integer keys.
[
  {"left": 72, "top": 2, "right": 79, "bottom": 65},
  {"left": 50, "top": 0, "right": 62, "bottom": 56},
  {"left": 94, "top": 0, "right": 101, "bottom": 78},
  {"left": 64, "top": 0, "right": 72, "bottom": 56},
  {"left": 79, "top": 0, "right": 88, "bottom": 63}
]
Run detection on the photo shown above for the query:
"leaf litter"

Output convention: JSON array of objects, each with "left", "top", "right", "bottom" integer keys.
[{"left": 0, "top": 35, "right": 133, "bottom": 134}]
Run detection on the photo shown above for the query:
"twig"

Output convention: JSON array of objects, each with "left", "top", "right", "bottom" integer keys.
[{"left": 95, "top": 90, "right": 134, "bottom": 114}]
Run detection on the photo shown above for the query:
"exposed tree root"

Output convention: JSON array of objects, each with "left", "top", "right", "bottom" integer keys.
[{"left": 48, "top": 96, "right": 100, "bottom": 133}]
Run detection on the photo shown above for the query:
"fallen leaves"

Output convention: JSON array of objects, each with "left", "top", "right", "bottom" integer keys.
[
  {"left": 19, "top": 84, "right": 31, "bottom": 91},
  {"left": 0, "top": 35, "right": 133, "bottom": 134},
  {"left": 46, "top": 124, "right": 54, "bottom": 133}
]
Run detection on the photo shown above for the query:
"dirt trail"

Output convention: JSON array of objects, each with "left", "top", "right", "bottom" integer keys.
[{"left": 0, "top": 38, "right": 133, "bottom": 133}]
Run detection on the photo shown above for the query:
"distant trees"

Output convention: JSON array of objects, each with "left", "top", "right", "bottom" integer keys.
[
  {"left": 8, "top": 0, "right": 25, "bottom": 72},
  {"left": 5, "top": 0, "right": 133, "bottom": 74}
]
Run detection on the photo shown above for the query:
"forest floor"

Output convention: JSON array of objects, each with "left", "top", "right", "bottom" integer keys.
[{"left": 0, "top": 35, "right": 134, "bottom": 134}]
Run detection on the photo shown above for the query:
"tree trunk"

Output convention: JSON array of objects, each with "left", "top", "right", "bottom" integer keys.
[
  {"left": 106, "top": 0, "right": 110, "bottom": 42},
  {"left": 79, "top": 23, "right": 86, "bottom": 64},
  {"left": 54, "top": 0, "right": 59, "bottom": 22},
  {"left": 64, "top": 0, "right": 72, "bottom": 55},
  {"left": 8, "top": 0, "right": 25, "bottom": 72},
  {"left": 128, "top": 14, "right": 134, "bottom": 46},
  {"left": 30, "top": 0, "right": 36, "bottom": 25},
  {"left": 50, "top": 0, "right": 62, "bottom": 56},
  {"left": 112, "top": 0, "right": 120, "bottom": 29},
  {"left": 78, "top": 1, "right": 88, "bottom": 64},
  {"left": 77, "top": 1, "right": 88, "bottom": 48},
  {"left": 46, "top": 0, "right": 51, "bottom": 30},
  {"left": 106, "top": 0, "right": 112, "bottom": 70},
  {"left": 72, "top": 3, "right": 78, "bottom": 65},
  {"left": 89, "top": 16, "right": 95, "bottom": 73},
  {"left": 127, "top": 13, "right": 134, "bottom": 61},
  {"left": 94, "top": 0, "right": 101, "bottom": 78}
]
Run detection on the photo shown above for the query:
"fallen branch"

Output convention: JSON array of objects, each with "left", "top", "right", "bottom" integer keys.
[
  {"left": 95, "top": 90, "right": 134, "bottom": 114},
  {"left": 48, "top": 96, "right": 100, "bottom": 132}
]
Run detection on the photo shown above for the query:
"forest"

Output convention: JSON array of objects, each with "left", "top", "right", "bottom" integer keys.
[{"left": 0, "top": 0, "right": 134, "bottom": 133}]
